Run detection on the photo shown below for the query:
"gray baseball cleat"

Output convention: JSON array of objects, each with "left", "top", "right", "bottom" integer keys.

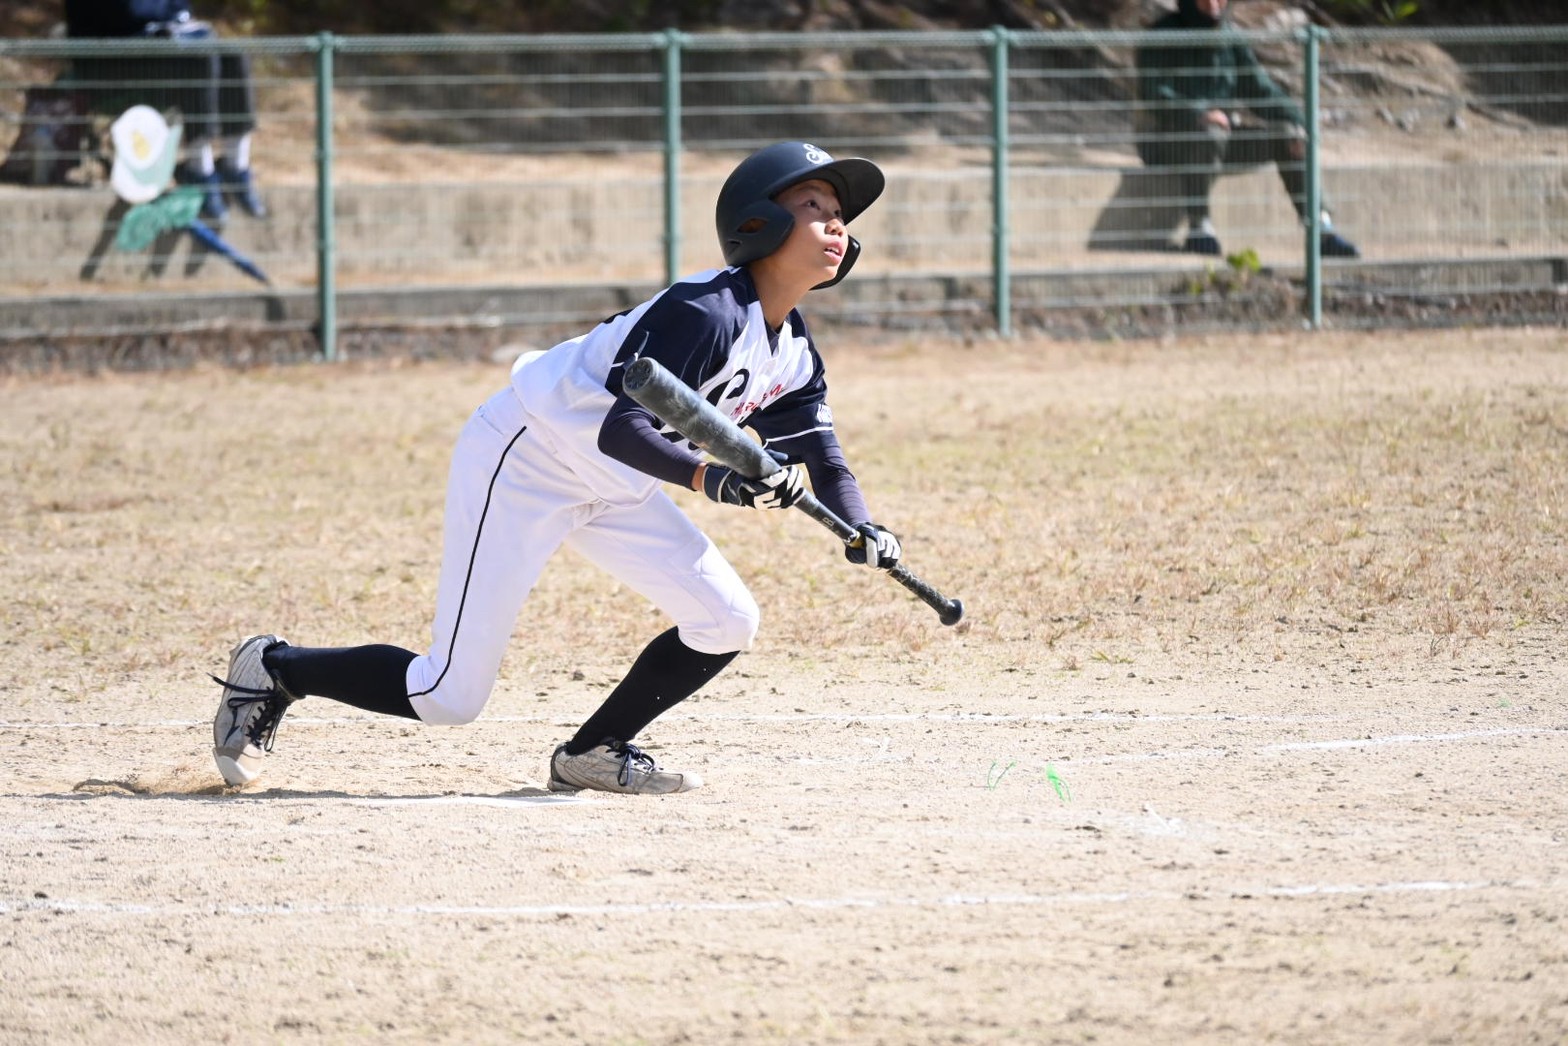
[
  {"left": 547, "top": 741, "right": 703, "bottom": 795},
  {"left": 211, "top": 634, "right": 297, "bottom": 786}
]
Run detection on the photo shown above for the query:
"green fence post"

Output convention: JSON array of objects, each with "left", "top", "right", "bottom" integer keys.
[
  {"left": 663, "top": 29, "right": 684, "bottom": 287},
  {"left": 315, "top": 32, "right": 337, "bottom": 361},
  {"left": 1303, "top": 25, "right": 1322, "bottom": 331},
  {"left": 991, "top": 26, "right": 1011, "bottom": 337}
]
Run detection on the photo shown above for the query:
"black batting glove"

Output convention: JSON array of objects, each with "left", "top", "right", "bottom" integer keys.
[
  {"left": 845, "top": 522, "right": 902, "bottom": 570},
  {"left": 702, "top": 460, "right": 805, "bottom": 511}
]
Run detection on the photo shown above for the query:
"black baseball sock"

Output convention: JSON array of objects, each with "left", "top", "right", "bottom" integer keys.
[
  {"left": 263, "top": 643, "right": 421, "bottom": 720},
  {"left": 565, "top": 627, "right": 738, "bottom": 754}
]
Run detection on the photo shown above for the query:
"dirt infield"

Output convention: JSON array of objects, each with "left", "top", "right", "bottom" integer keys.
[{"left": 2, "top": 326, "right": 1566, "bottom": 1044}]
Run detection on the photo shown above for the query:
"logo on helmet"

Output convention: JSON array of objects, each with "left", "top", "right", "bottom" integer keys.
[{"left": 802, "top": 143, "right": 832, "bottom": 166}]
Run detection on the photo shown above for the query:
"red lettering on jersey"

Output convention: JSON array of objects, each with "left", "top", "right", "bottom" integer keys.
[{"left": 730, "top": 383, "right": 789, "bottom": 420}]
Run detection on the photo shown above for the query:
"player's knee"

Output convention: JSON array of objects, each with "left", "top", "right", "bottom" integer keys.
[
  {"left": 723, "top": 605, "right": 761, "bottom": 652},
  {"left": 410, "top": 677, "right": 492, "bottom": 726},
  {"left": 681, "top": 593, "right": 760, "bottom": 654}
]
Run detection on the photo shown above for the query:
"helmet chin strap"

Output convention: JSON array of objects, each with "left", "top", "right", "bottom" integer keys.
[{"left": 811, "top": 236, "right": 860, "bottom": 290}]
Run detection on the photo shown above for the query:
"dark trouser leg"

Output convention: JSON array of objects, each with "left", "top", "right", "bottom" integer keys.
[
  {"left": 1225, "top": 124, "right": 1357, "bottom": 256},
  {"left": 215, "top": 53, "right": 257, "bottom": 139},
  {"left": 1223, "top": 122, "right": 1317, "bottom": 220},
  {"left": 264, "top": 643, "right": 421, "bottom": 720},
  {"left": 211, "top": 53, "right": 264, "bottom": 215},
  {"left": 1139, "top": 114, "right": 1226, "bottom": 226},
  {"left": 156, "top": 51, "right": 221, "bottom": 143},
  {"left": 71, "top": 52, "right": 211, "bottom": 136},
  {"left": 566, "top": 627, "right": 739, "bottom": 754}
]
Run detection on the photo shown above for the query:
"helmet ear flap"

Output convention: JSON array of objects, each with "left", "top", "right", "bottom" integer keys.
[
  {"left": 721, "top": 200, "right": 795, "bottom": 268},
  {"left": 811, "top": 235, "right": 861, "bottom": 290}
]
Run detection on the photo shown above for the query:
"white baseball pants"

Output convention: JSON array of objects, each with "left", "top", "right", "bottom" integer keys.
[{"left": 406, "top": 387, "right": 760, "bottom": 726}]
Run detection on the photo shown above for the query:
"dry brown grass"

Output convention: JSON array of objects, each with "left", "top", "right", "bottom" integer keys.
[{"left": 3, "top": 325, "right": 1566, "bottom": 705}]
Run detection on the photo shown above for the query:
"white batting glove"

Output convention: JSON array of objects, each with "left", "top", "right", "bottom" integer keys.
[
  {"left": 702, "top": 463, "right": 805, "bottom": 510},
  {"left": 845, "top": 522, "right": 902, "bottom": 570},
  {"left": 745, "top": 462, "right": 806, "bottom": 510}
]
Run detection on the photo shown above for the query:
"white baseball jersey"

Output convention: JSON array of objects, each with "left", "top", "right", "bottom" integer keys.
[{"left": 510, "top": 267, "right": 843, "bottom": 501}]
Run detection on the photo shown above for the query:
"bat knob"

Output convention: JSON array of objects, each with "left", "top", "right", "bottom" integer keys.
[{"left": 938, "top": 599, "right": 964, "bottom": 627}]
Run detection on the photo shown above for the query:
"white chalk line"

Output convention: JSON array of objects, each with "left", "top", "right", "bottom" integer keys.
[
  {"left": 1064, "top": 726, "right": 1561, "bottom": 766},
  {"left": 0, "top": 878, "right": 1544, "bottom": 921},
  {"left": 350, "top": 794, "right": 585, "bottom": 808},
  {"left": 6, "top": 792, "right": 584, "bottom": 808},
  {"left": 1259, "top": 728, "right": 1554, "bottom": 753},
  {"left": 790, "top": 725, "right": 1560, "bottom": 769},
  {"left": 0, "top": 710, "right": 1429, "bottom": 732}
]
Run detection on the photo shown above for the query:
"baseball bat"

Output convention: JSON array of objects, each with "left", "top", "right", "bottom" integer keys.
[{"left": 622, "top": 356, "right": 964, "bottom": 627}]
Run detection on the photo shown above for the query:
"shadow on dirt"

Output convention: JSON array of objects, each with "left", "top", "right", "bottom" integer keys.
[{"left": 52, "top": 777, "right": 566, "bottom": 801}]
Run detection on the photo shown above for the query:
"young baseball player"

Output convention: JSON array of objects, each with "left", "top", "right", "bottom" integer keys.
[{"left": 210, "top": 140, "right": 904, "bottom": 795}]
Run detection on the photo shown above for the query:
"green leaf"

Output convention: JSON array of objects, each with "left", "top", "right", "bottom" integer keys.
[{"left": 1225, "top": 247, "right": 1262, "bottom": 275}]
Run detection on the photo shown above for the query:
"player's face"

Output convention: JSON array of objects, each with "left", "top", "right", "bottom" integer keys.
[
  {"left": 771, "top": 178, "right": 848, "bottom": 280},
  {"left": 1196, "top": 0, "right": 1227, "bottom": 19}
]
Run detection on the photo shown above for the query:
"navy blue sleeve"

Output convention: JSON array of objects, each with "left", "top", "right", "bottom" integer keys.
[
  {"left": 769, "top": 426, "right": 871, "bottom": 526},
  {"left": 596, "top": 400, "right": 706, "bottom": 487},
  {"left": 596, "top": 289, "right": 739, "bottom": 485},
  {"left": 749, "top": 342, "right": 872, "bottom": 525}
]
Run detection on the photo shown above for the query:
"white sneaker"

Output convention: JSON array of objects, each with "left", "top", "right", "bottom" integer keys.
[
  {"left": 547, "top": 741, "right": 702, "bottom": 795},
  {"left": 211, "top": 634, "right": 295, "bottom": 786}
]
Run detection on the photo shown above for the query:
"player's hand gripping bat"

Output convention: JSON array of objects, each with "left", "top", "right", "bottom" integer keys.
[{"left": 622, "top": 356, "right": 964, "bottom": 627}]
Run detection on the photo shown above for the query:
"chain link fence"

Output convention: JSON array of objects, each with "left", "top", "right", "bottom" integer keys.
[{"left": 0, "top": 26, "right": 1563, "bottom": 363}]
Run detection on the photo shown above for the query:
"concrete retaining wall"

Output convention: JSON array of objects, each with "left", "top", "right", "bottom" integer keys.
[{"left": 1, "top": 161, "right": 1564, "bottom": 334}]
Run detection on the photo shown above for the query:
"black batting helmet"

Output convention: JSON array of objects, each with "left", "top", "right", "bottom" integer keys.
[{"left": 714, "top": 141, "right": 885, "bottom": 289}]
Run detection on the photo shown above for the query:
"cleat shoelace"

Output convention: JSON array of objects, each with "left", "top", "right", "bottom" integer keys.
[
  {"left": 612, "top": 742, "right": 658, "bottom": 787},
  {"left": 210, "top": 674, "right": 291, "bottom": 752}
]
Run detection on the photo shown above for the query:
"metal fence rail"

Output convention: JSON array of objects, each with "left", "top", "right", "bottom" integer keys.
[{"left": 0, "top": 25, "right": 1563, "bottom": 360}]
